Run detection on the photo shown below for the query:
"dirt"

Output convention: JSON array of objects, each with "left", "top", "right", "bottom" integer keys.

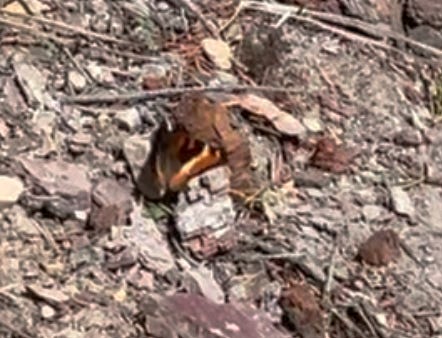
[{"left": 0, "top": 0, "right": 441, "bottom": 337}]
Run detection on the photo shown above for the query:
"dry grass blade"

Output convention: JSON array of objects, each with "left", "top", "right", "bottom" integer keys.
[
  {"left": 0, "top": 17, "right": 69, "bottom": 45},
  {"left": 0, "top": 9, "right": 138, "bottom": 46},
  {"left": 173, "top": 0, "right": 220, "bottom": 38},
  {"left": 241, "top": 0, "right": 442, "bottom": 60},
  {"left": 61, "top": 85, "right": 304, "bottom": 105}
]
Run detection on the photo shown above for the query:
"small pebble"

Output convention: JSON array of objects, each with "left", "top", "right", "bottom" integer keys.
[
  {"left": 41, "top": 304, "right": 56, "bottom": 320},
  {"left": 68, "top": 70, "right": 87, "bottom": 92}
]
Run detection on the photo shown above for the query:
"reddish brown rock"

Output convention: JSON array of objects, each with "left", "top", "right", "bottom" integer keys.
[
  {"left": 140, "top": 293, "right": 290, "bottom": 338},
  {"left": 358, "top": 229, "right": 401, "bottom": 266},
  {"left": 279, "top": 283, "right": 324, "bottom": 338}
]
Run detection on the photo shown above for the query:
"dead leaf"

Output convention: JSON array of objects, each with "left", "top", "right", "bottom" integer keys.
[
  {"left": 201, "top": 38, "right": 232, "bottom": 70},
  {"left": 224, "top": 93, "right": 306, "bottom": 137}
]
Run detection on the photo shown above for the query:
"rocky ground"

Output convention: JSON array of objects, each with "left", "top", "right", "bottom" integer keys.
[{"left": 0, "top": 0, "right": 442, "bottom": 337}]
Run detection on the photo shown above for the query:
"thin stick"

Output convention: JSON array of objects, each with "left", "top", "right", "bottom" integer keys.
[
  {"left": 331, "top": 308, "right": 370, "bottom": 338},
  {"left": 0, "top": 9, "right": 138, "bottom": 46},
  {"left": 173, "top": 0, "right": 220, "bottom": 38},
  {"left": 322, "top": 242, "right": 338, "bottom": 301},
  {"left": 242, "top": 0, "right": 442, "bottom": 60},
  {"left": 61, "top": 85, "right": 303, "bottom": 105},
  {"left": 0, "top": 17, "right": 69, "bottom": 45}
]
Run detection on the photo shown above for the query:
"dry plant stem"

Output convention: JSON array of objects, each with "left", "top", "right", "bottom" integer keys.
[
  {"left": 330, "top": 308, "right": 370, "bottom": 338},
  {"left": 62, "top": 47, "right": 95, "bottom": 85},
  {"left": 322, "top": 242, "right": 338, "bottom": 301},
  {"left": 0, "top": 9, "right": 136, "bottom": 46},
  {"left": 241, "top": 0, "right": 442, "bottom": 60},
  {"left": 355, "top": 303, "right": 380, "bottom": 338},
  {"left": 172, "top": 0, "right": 220, "bottom": 38},
  {"left": 61, "top": 85, "right": 303, "bottom": 104},
  {"left": 219, "top": 1, "right": 244, "bottom": 34},
  {"left": 0, "top": 17, "right": 69, "bottom": 45}
]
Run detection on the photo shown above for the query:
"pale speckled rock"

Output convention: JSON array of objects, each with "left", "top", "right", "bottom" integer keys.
[
  {"left": 68, "top": 70, "right": 87, "bottom": 92},
  {"left": 389, "top": 186, "right": 415, "bottom": 218},
  {"left": 0, "top": 176, "right": 24, "bottom": 209}
]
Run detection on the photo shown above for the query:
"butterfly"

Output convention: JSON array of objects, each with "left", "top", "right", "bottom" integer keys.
[{"left": 137, "top": 94, "right": 256, "bottom": 201}]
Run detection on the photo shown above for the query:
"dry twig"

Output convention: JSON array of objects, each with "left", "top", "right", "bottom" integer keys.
[
  {"left": 61, "top": 85, "right": 303, "bottom": 105},
  {"left": 0, "top": 17, "right": 69, "bottom": 45},
  {"left": 0, "top": 9, "right": 138, "bottom": 46},
  {"left": 172, "top": 0, "right": 220, "bottom": 38}
]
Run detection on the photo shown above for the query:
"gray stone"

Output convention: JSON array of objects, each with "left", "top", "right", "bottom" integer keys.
[
  {"left": 185, "top": 264, "right": 224, "bottom": 304},
  {"left": 123, "top": 134, "right": 153, "bottom": 180},
  {"left": 123, "top": 204, "right": 175, "bottom": 274},
  {"left": 176, "top": 182, "right": 235, "bottom": 240},
  {"left": 114, "top": 107, "right": 142, "bottom": 131},
  {"left": 7, "top": 206, "right": 40, "bottom": 237},
  {"left": 13, "top": 61, "right": 47, "bottom": 106}
]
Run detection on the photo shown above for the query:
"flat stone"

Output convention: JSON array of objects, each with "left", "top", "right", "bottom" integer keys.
[
  {"left": 389, "top": 186, "right": 415, "bottom": 217},
  {"left": 302, "top": 115, "right": 323, "bottom": 132},
  {"left": 13, "top": 61, "right": 47, "bottom": 106},
  {"left": 123, "top": 133, "right": 153, "bottom": 180},
  {"left": 0, "top": 176, "right": 24, "bottom": 209},
  {"left": 201, "top": 38, "right": 232, "bottom": 70},
  {"left": 123, "top": 204, "right": 175, "bottom": 275},
  {"left": 362, "top": 204, "right": 383, "bottom": 222},
  {"left": 92, "top": 179, "right": 132, "bottom": 207},
  {"left": 393, "top": 128, "right": 423, "bottom": 147}
]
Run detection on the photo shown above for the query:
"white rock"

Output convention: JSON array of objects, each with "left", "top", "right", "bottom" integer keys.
[
  {"left": 201, "top": 38, "right": 232, "bottom": 70},
  {"left": 389, "top": 186, "right": 415, "bottom": 217},
  {"left": 0, "top": 176, "right": 24, "bottom": 209},
  {"left": 302, "top": 115, "right": 323, "bottom": 132},
  {"left": 68, "top": 70, "right": 87, "bottom": 92},
  {"left": 41, "top": 304, "right": 56, "bottom": 319}
]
